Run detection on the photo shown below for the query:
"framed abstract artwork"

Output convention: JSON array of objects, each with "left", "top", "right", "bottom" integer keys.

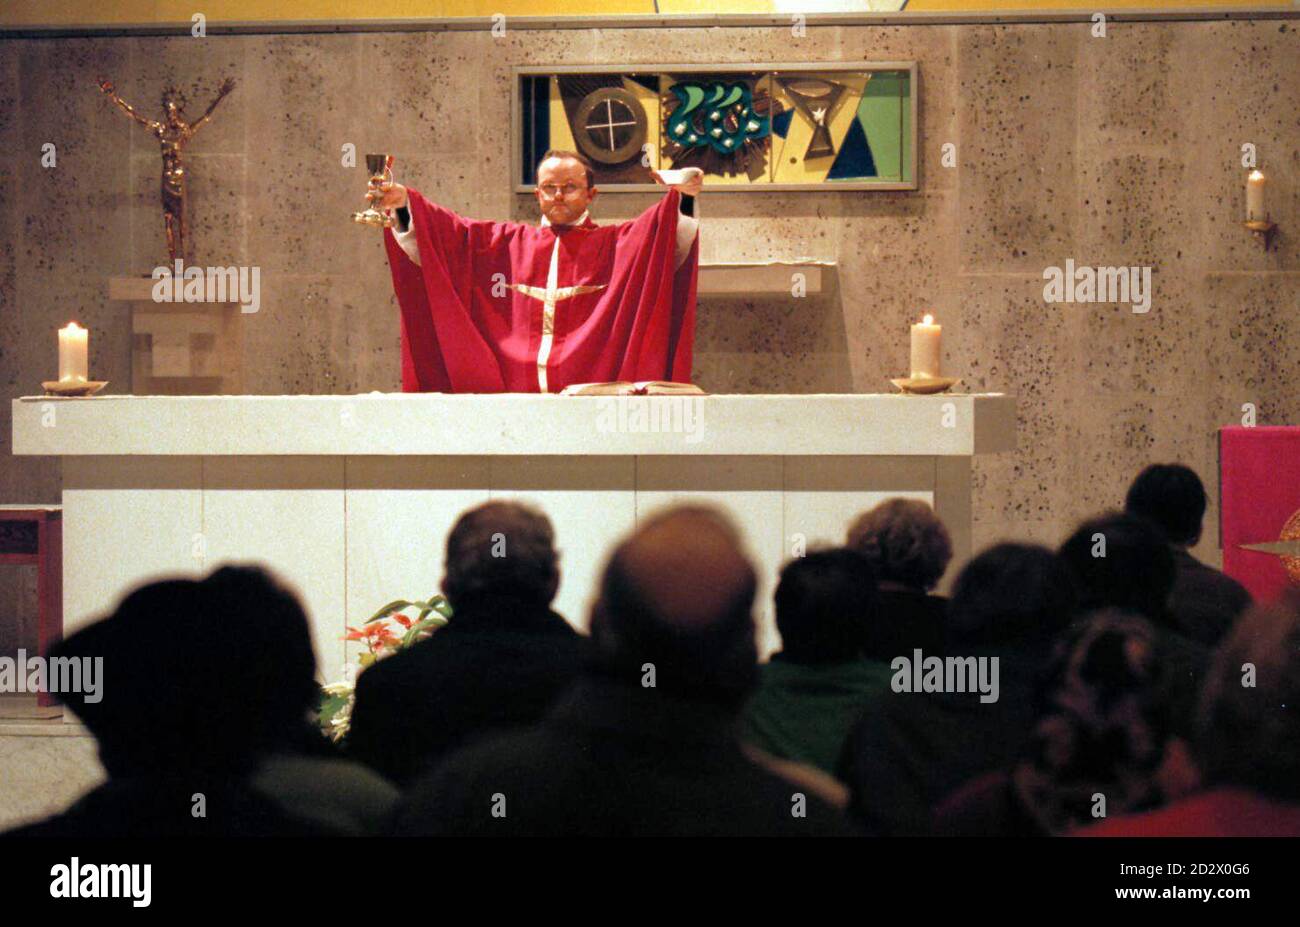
[{"left": 512, "top": 62, "right": 918, "bottom": 193}]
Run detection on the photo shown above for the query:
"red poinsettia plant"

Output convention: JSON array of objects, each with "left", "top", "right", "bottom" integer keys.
[
  {"left": 317, "top": 594, "right": 453, "bottom": 742},
  {"left": 346, "top": 594, "right": 453, "bottom": 664}
]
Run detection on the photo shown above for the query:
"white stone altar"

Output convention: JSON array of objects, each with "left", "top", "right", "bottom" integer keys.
[{"left": 12, "top": 393, "right": 1015, "bottom": 682}]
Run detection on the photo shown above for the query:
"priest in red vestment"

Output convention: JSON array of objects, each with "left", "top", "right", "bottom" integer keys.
[{"left": 373, "top": 150, "right": 702, "bottom": 393}]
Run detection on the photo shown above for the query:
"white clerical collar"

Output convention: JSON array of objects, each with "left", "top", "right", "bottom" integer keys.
[{"left": 540, "top": 209, "right": 590, "bottom": 229}]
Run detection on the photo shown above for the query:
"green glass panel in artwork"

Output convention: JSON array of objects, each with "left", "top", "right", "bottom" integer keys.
[{"left": 859, "top": 71, "right": 905, "bottom": 182}]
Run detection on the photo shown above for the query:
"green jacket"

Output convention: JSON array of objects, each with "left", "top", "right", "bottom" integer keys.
[{"left": 741, "top": 656, "right": 895, "bottom": 776}]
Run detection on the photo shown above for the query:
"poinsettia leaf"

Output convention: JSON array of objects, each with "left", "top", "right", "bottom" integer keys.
[
  {"left": 401, "top": 615, "right": 448, "bottom": 647},
  {"left": 366, "top": 600, "right": 417, "bottom": 623},
  {"left": 317, "top": 692, "right": 350, "bottom": 723}
]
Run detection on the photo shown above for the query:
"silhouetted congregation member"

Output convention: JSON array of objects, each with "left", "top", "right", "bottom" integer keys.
[
  {"left": 1124, "top": 463, "right": 1251, "bottom": 646},
  {"left": 347, "top": 501, "right": 588, "bottom": 787},
  {"left": 934, "top": 611, "right": 1198, "bottom": 836},
  {"left": 837, "top": 543, "right": 1078, "bottom": 835},
  {"left": 1076, "top": 592, "right": 1300, "bottom": 837},
  {"left": 1058, "top": 512, "right": 1208, "bottom": 738},
  {"left": 742, "top": 547, "right": 891, "bottom": 775},
  {"left": 392, "top": 505, "right": 856, "bottom": 836},
  {"left": 6, "top": 566, "right": 397, "bottom": 837},
  {"left": 846, "top": 498, "right": 951, "bottom": 660}
]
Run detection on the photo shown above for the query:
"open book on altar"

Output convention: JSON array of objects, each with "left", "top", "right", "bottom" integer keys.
[{"left": 559, "top": 381, "right": 707, "bottom": 397}]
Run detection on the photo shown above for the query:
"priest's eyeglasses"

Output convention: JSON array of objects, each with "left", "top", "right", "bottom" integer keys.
[{"left": 538, "top": 182, "right": 587, "bottom": 199}]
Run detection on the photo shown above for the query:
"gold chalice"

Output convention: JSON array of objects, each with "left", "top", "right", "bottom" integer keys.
[{"left": 352, "top": 153, "right": 396, "bottom": 228}]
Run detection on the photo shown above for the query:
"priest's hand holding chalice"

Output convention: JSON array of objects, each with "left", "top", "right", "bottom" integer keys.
[{"left": 353, "top": 153, "right": 405, "bottom": 228}]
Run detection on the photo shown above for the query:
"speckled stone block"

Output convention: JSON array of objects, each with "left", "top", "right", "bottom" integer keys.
[
  {"left": 243, "top": 34, "right": 369, "bottom": 280},
  {"left": 239, "top": 272, "right": 363, "bottom": 395},
  {"left": 594, "top": 24, "right": 842, "bottom": 69},
  {"left": 693, "top": 288, "right": 855, "bottom": 393},
  {"left": 396, "top": 152, "right": 484, "bottom": 221},
  {"left": 358, "top": 32, "right": 484, "bottom": 159},
  {"left": 958, "top": 25, "right": 1080, "bottom": 274},
  {"left": 1077, "top": 21, "right": 1184, "bottom": 147},
  {"left": 949, "top": 273, "right": 1078, "bottom": 536},
  {"left": 705, "top": 191, "right": 847, "bottom": 264},
  {"left": 1075, "top": 153, "right": 1198, "bottom": 272},
  {"left": 1203, "top": 272, "right": 1300, "bottom": 427},
  {"left": 1075, "top": 275, "right": 1207, "bottom": 399},
  {"left": 1175, "top": 20, "right": 1300, "bottom": 272}
]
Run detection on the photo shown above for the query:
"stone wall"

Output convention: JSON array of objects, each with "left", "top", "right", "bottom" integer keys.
[{"left": 1, "top": 19, "right": 1297, "bottom": 647}]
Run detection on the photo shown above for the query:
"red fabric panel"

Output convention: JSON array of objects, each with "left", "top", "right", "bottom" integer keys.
[{"left": 1219, "top": 426, "right": 1300, "bottom": 603}]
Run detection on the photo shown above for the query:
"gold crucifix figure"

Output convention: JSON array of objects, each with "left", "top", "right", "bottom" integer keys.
[{"left": 97, "top": 76, "right": 236, "bottom": 264}]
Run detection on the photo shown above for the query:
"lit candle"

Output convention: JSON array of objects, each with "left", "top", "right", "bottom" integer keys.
[
  {"left": 58, "top": 322, "right": 88, "bottom": 383},
  {"left": 1246, "top": 170, "right": 1267, "bottom": 223},
  {"left": 910, "top": 314, "right": 942, "bottom": 379}
]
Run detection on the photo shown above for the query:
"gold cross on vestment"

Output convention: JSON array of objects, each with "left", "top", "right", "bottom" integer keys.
[{"left": 509, "top": 281, "right": 606, "bottom": 392}]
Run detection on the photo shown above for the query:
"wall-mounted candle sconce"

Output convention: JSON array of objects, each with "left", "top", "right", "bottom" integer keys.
[{"left": 1244, "top": 169, "right": 1277, "bottom": 251}]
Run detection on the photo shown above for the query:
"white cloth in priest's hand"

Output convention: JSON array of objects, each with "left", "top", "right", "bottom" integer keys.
[{"left": 651, "top": 167, "right": 704, "bottom": 186}]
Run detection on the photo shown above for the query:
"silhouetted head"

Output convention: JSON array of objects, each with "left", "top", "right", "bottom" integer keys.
[
  {"left": 534, "top": 149, "right": 597, "bottom": 227},
  {"left": 774, "top": 547, "right": 877, "bottom": 664},
  {"left": 589, "top": 505, "right": 758, "bottom": 705},
  {"left": 1196, "top": 591, "right": 1300, "bottom": 801},
  {"left": 1125, "top": 463, "right": 1207, "bottom": 548},
  {"left": 947, "top": 543, "right": 1078, "bottom": 647},
  {"left": 1014, "top": 609, "right": 1185, "bottom": 834},
  {"left": 441, "top": 500, "right": 560, "bottom": 610},
  {"left": 1058, "top": 512, "right": 1176, "bottom": 624},
  {"left": 51, "top": 564, "right": 318, "bottom": 778},
  {"left": 846, "top": 497, "right": 952, "bottom": 592}
]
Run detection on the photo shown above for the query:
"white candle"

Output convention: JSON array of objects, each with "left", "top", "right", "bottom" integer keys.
[
  {"left": 1247, "top": 170, "right": 1267, "bottom": 223},
  {"left": 58, "top": 322, "right": 88, "bottom": 383},
  {"left": 910, "top": 314, "right": 942, "bottom": 379}
]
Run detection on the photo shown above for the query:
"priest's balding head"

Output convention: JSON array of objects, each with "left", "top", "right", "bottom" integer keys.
[
  {"left": 534, "top": 149, "right": 598, "bottom": 228},
  {"left": 589, "top": 504, "right": 759, "bottom": 704}
]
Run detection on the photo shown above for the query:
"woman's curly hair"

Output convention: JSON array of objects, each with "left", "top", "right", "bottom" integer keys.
[{"left": 846, "top": 497, "right": 952, "bottom": 591}]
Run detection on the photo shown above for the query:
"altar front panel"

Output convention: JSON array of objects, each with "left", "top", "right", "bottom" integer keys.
[
  {"left": 60, "top": 452, "right": 959, "bottom": 677},
  {"left": 61, "top": 457, "right": 205, "bottom": 636}
]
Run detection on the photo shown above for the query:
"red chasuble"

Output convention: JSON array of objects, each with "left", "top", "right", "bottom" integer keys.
[{"left": 383, "top": 187, "right": 699, "bottom": 393}]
